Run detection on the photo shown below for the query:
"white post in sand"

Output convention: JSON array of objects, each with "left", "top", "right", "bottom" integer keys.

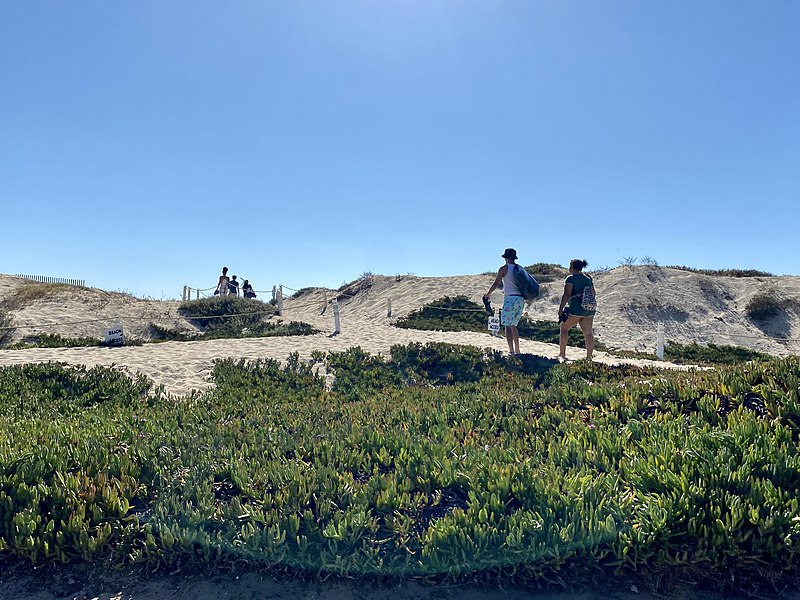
[
  {"left": 656, "top": 322, "right": 665, "bottom": 360},
  {"left": 320, "top": 290, "right": 328, "bottom": 315},
  {"left": 332, "top": 299, "right": 341, "bottom": 334},
  {"left": 387, "top": 297, "right": 392, "bottom": 318},
  {"left": 277, "top": 286, "right": 284, "bottom": 316}
]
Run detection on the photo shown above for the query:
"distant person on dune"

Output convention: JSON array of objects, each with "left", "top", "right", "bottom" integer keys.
[
  {"left": 484, "top": 248, "right": 524, "bottom": 356},
  {"left": 242, "top": 279, "right": 256, "bottom": 299},
  {"left": 557, "top": 259, "right": 597, "bottom": 361},
  {"left": 215, "top": 267, "right": 230, "bottom": 296},
  {"left": 228, "top": 275, "right": 240, "bottom": 296}
]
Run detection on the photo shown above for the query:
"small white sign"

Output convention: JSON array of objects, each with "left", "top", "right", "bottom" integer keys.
[
  {"left": 487, "top": 316, "right": 500, "bottom": 332},
  {"left": 104, "top": 324, "right": 124, "bottom": 346}
]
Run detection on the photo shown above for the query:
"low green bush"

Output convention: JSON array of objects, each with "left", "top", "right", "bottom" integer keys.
[
  {"left": 393, "top": 296, "right": 486, "bottom": 333},
  {"left": 394, "top": 296, "right": 587, "bottom": 346},
  {"left": 147, "top": 324, "right": 195, "bottom": 342},
  {"left": 8, "top": 334, "right": 144, "bottom": 349},
  {"left": 665, "top": 341, "right": 767, "bottom": 364},
  {"left": 322, "top": 344, "right": 555, "bottom": 401},
  {"left": 179, "top": 296, "right": 317, "bottom": 339},
  {"left": 8, "top": 334, "right": 100, "bottom": 349},
  {"left": 611, "top": 342, "right": 768, "bottom": 365}
]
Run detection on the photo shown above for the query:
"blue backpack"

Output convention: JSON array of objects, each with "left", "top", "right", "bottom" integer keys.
[{"left": 512, "top": 264, "right": 540, "bottom": 301}]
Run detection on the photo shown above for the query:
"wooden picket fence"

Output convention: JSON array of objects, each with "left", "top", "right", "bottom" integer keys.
[{"left": 14, "top": 274, "right": 86, "bottom": 287}]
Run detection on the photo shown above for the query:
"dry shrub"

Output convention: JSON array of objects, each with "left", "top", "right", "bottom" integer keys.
[
  {"left": 337, "top": 272, "right": 374, "bottom": 300},
  {"left": 524, "top": 263, "right": 567, "bottom": 283},
  {"left": 745, "top": 293, "right": 783, "bottom": 321},
  {"left": 0, "top": 283, "right": 75, "bottom": 311}
]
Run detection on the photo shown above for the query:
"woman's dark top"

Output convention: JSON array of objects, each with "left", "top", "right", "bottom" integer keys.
[{"left": 566, "top": 272, "right": 596, "bottom": 317}]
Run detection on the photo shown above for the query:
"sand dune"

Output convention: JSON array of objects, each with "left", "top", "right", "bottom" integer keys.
[{"left": 1, "top": 268, "right": 798, "bottom": 396}]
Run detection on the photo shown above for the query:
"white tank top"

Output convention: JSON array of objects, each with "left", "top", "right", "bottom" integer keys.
[{"left": 503, "top": 264, "right": 522, "bottom": 297}]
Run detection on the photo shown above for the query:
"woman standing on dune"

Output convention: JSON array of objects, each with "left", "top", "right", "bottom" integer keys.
[{"left": 557, "top": 259, "right": 596, "bottom": 361}]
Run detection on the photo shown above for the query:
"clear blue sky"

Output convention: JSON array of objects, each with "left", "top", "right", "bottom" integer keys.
[{"left": 2, "top": 1, "right": 798, "bottom": 298}]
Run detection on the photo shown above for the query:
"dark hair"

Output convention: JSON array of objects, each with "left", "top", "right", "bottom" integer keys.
[
  {"left": 570, "top": 259, "right": 588, "bottom": 271},
  {"left": 222, "top": 267, "right": 229, "bottom": 274}
]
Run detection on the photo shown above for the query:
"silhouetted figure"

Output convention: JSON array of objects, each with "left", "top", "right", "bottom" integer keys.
[
  {"left": 242, "top": 279, "right": 256, "bottom": 299},
  {"left": 215, "top": 267, "right": 230, "bottom": 296},
  {"left": 228, "top": 275, "right": 240, "bottom": 296}
]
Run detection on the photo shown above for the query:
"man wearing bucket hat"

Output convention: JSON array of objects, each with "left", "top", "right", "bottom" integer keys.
[{"left": 483, "top": 248, "right": 524, "bottom": 355}]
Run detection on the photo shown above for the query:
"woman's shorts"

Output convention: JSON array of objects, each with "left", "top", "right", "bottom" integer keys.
[
  {"left": 567, "top": 299, "right": 596, "bottom": 317},
  {"left": 501, "top": 296, "right": 525, "bottom": 326}
]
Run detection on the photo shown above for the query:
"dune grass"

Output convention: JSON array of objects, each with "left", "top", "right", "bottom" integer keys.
[{"left": 0, "top": 283, "right": 76, "bottom": 312}]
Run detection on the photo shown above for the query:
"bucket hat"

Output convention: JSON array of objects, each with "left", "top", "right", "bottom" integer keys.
[{"left": 501, "top": 248, "right": 517, "bottom": 260}]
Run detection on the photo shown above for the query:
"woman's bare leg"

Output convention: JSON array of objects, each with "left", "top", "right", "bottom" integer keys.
[
  {"left": 559, "top": 315, "right": 582, "bottom": 358},
  {"left": 578, "top": 317, "right": 595, "bottom": 358}
]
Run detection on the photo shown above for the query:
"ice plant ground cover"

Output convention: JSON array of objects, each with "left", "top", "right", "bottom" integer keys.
[{"left": 1, "top": 344, "right": 799, "bottom": 590}]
